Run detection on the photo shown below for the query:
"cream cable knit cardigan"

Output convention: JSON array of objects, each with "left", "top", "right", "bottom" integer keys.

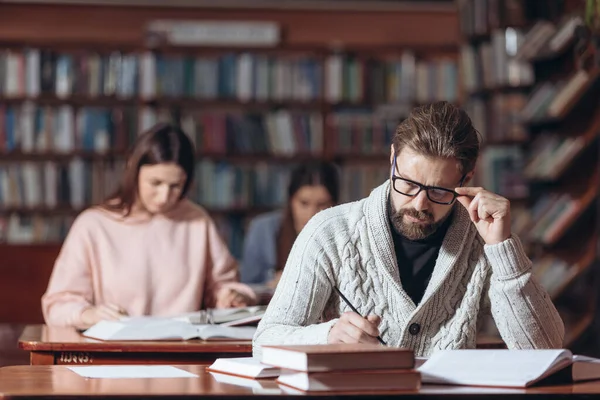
[{"left": 253, "top": 181, "right": 564, "bottom": 357}]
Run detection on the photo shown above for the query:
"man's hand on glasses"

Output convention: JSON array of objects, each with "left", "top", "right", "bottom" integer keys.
[{"left": 454, "top": 187, "right": 511, "bottom": 245}]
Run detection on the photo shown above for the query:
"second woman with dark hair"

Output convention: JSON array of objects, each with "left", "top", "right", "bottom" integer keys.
[
  {"left": 42, "top": 123, "right": 256, "bottom": 329},
  {"left": 241, "top": 162, "right": 340, "bottom": 286}
]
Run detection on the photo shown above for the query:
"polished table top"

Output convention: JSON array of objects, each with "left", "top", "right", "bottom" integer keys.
[
  {"left": 0, "top": 365, "right": 600, "bottom": 398},
  {"left": 19, "top": 324, "right": 505, "bottom": 353},
  {"left": 18, "top": 324, "right": 252, "bottom": 353}
]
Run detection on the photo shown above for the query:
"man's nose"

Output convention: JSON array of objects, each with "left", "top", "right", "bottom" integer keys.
[{"left": 412, "top": 190, "right": 431, "bottom": 211}]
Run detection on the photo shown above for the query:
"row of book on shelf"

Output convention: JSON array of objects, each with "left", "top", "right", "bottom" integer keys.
[
  {"left": 0, "top": 161, "right": 389, "bottom": 247},
  {"left": 464, "top": 67, "right": 595, "bottom": 144},
  {"left": 2, "top": 98, "right": 593, "bottom": 159},
  {"left": 459, "top": 0, "right": 579, "bottom": 59},
  {"left": 457, "top": 0, "right": 529, "bottom": 38},
  {"left": 0, "top": 103, "right": 405, "bottom": 156},
  {"left": 0, "top": 160, "right": 389, "bottom": 209},
  {"left": 460, "top": 15, "right": 582, "bottom": 93},
  {"left": 511, "top": 183, "right": 598, "bottom": 247},
  {"left": 0, "top": 49, "right": 458, "bottom": 105},
  {"left": 473, "top": 135, "right": 595, "bottom": 199},
  {"left": 460, "top": 28, "right": 534, "bottom": 92},
  {"left": 1, "top": 159, "right": 593, "bottom": 296}
]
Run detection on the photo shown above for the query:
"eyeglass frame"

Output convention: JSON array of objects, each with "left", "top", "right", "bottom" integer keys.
[{"left": 390, "top": 153, "right": 466, "bottom": 205}]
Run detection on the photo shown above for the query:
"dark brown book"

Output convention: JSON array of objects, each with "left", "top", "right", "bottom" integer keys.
[
  {"left": 260, "top": 343, "right": 414, "bottom": 372},
  {"left": 277, "top": 369, "right": 420, "bottom": 392}
]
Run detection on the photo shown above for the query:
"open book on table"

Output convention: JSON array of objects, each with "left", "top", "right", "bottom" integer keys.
[
  {"left": 82, "top": 319, "right": 256, "bottom": 341},
  {"left": 175, "top": 306, "right": 267, "bottom": 326},
  {"left": 418, "top": 349, "right": 600, "bottom": 388}
]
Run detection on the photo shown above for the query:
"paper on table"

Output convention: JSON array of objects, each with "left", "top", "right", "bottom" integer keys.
[{"left": 67, "top": 366, "right": 198, "bottom": 379}]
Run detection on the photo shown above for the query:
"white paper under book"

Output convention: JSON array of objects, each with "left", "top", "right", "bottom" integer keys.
[
  {"left": 207, "top": 357, "right": 281, "bottom": 379},
  {"left": 418, "top": 349, "right": 600, "bottom": 387},
  {"left": 82, "top": 319, "right": 256, "bottom": 341}
]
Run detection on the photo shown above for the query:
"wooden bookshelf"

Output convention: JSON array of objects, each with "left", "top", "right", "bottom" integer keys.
[
  {"left": 0, "top": 1, "right": 462, "bottom": 325},
  {"left": 0, "top": 151, "right": 122, "bottom": 161},
  {"left": 542, "top": 177, "right": 599, "bottom": 247},
  {"left": 564, "top": 310, "right": 595, "bottom": 347},
  {"left": 550, "top": 236, "right": 597, "bottom": 300},
  {"left": 526, "top": 110, "right": 600, "bottom": 182},
  {"left": 0, "top": 151, "right": 337, "bottom": 163},
  {"left": 468, "top": 84, "right": 534, "bottom": 97},
  {"left": 458, "top": 0, "right": 599, "bottom": 348},
  {"left": 483, "top": 139, "right": 530, "bottom": 146},
  {"left": 0, "top": 205, "right": 276, "bottom": 216},
  {"left": 524, "top": 69, "right": 600, "bottom": 128},
  {"left": 0, "top": 40, "right": 458, "bottom": 244}
]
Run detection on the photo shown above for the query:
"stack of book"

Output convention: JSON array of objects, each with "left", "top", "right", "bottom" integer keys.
[{"left": 209, "top": 343, "right": 420, "bottom": 392}]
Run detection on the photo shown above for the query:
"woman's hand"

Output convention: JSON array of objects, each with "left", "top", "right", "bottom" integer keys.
[
  {"left": 216, "top": 288, "right": 254, "bottom": 308},
  {"left": 80, "top": 304, "right": 128, "bottom": 328}
]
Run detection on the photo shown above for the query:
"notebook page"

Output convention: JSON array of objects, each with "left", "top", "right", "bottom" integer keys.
[{"left": 418, "top": 349, "right": 572, "bottom": 387}]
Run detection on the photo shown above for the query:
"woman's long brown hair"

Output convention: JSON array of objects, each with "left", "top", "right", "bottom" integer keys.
[
  {"left": 101, "top": 123, "right": 196, "bottom": 216},
  {"left": 275, "top": 162, "right": 340, "bottom": 272}
]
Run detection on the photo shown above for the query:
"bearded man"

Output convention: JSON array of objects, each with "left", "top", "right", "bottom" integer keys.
[{"left": 253, "top": 101, "right": 564, "bottom": 357}]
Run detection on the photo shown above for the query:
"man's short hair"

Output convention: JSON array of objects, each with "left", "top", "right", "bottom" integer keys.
[{"left": 392, "top": 101, "right": 480, "bottom": 175}]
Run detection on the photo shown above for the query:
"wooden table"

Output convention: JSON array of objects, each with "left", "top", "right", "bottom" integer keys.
[
  {"left": 0, "top": 365, "right": 599, "bottom": 398},
  {"left": 18, "top": 325, "right": 252, "bottom": 366}
]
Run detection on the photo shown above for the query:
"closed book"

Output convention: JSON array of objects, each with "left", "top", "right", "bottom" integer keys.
[
  {"left": 277, "top": 369, "right": 420, "bottom": 392},
  {"left": 260, "top": 343, "right": 414, "bottom": 372}
]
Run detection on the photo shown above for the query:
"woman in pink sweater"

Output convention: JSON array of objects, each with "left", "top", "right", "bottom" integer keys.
[{"left": 42, "top": 123, "right": 256, "bottom": 329}]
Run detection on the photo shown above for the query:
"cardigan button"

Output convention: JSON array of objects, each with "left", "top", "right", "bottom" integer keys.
[{"left": 409, "top": 323, "right": 421, "bottom": 336}]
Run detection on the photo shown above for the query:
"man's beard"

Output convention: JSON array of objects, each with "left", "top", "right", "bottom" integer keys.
[{"left": 389, "top": 200, "right": 452, "bottom": 241}]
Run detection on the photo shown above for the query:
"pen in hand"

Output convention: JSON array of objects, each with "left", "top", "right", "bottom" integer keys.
[{"left": 333, "top": 286, "right": 387, "bottom": 345}]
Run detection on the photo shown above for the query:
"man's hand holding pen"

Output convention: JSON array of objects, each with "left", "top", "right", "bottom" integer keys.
[{"left": 328, "top": 311, "right": 382, "bottom": 344}]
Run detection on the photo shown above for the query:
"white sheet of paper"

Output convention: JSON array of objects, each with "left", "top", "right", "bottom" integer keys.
[{"left": 67, "top": 366, "right": 198, "bottom": 379}]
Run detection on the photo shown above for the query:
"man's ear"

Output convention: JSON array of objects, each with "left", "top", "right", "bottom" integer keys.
[{"left": 389, "top": 144, "right": 395, "bottom": 165}]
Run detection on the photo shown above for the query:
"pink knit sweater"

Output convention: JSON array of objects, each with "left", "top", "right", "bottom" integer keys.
[{"left": 42, "top": 200, "right": 255, "bottom": 327}]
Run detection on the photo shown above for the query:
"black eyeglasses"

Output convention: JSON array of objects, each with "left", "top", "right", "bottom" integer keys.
[{"left": 390, "top": 154, "right": 465, "bottom": 205}]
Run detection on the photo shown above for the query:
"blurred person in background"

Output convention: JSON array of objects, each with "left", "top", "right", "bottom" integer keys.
[
  {"left": 42, "top": 123, "right": 256, "bottom": 329},
  {"left": 241, "top": 162, "right": 339, "bottom": 288}
]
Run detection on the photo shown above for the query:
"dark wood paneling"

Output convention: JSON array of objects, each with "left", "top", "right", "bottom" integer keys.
[
  {"left": 0, "top": 245, "right": 59, "bottom": 324},
  {"left": 0, "top": 3, "right": 459, "bottom": 47}
]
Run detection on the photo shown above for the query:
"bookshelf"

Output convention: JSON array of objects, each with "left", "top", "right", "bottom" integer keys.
[
  {"left": 458, "top": 0, "right": 599, "bottom": 348},
  {"left": 0, "top": 43, "right": 460, "bottom": 250},
  {"left": 0, "top": 2, "right": 463, "bottom": 332}
]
